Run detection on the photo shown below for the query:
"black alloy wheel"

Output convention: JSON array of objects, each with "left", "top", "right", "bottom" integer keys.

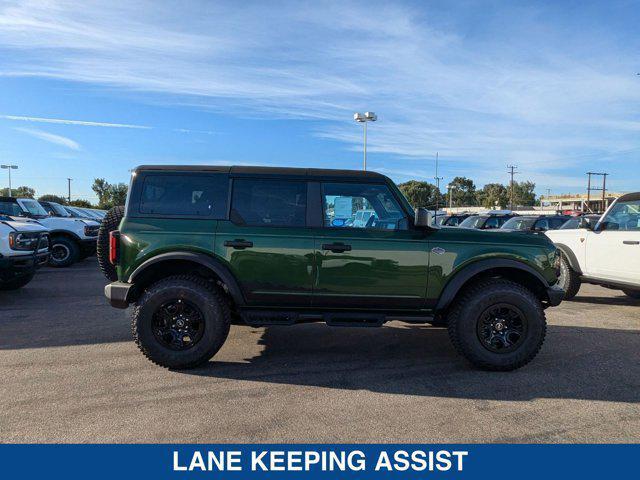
[
  {"left": 152, "top": 299, "right": 206, "bottom": 351},
  {"left": 476, "top": 304, "right": 527, "bottom": 353}
]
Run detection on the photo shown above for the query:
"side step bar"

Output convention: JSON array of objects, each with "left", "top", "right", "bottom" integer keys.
[{"left": 240, "top": 310, "right": 433, "bottom": 327}]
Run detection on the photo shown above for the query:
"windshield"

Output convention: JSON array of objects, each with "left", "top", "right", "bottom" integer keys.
[
  {"left": 459, "top": 216, "right": 485, "bottom": 228},
  {"left": 50, "top": 202, "right": 72, "bottom": 217},
  {"left": 19, "top": 199, "right": 49, "bottom": 217},
  {"left": 501, "top": 217, "right": 536, "bottom": 230}
]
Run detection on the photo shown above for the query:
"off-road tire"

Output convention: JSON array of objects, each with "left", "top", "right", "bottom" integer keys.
[
  {"left": 557, "top": 254, "right": 581, "bottom": 300},
  {"left": 97, "top": 206, "right": 124, "bottom": 281},
  {"left": 131, "top": 275, "right": 231, "bottom": 369},
  {"left": 48, "top": 236, "right": 79, "bottom": 268},
  {"left": 447, "top": 278, "right": 547, "bottom": 371},
  {"left": 0, "top": 272, "right": 35, "bottom": 290},
  {"left": 622, "top": 289, "right": 640, "bottom": 299}
]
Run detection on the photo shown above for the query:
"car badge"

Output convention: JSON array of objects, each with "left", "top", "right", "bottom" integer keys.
[{"left": 431, "top": 247, "right": 446, "bottom": 255}]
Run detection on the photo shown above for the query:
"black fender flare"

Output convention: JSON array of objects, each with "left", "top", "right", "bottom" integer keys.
[
  {"left": 435, "top": 258, "right": 550, "bottom": 312},
  {"left": 128, "top": 251, "right": 246, "bottom": 306},
  {"left": 48, "top": 230, "right": 82, "bottom": 243},
  {"left": 553, "top": 243, "right": 582, "bottom": 274}
]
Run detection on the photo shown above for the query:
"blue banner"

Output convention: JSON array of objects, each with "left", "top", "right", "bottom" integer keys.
[{"left": 1, "top": 444, "right": 638, "bottom": 479}]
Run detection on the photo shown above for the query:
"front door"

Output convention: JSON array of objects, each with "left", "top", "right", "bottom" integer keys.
[
  {"left": 215, "top": 177, "right": 315, "bottom": 306},
  {"left": 584, "top": 195, "right": 640, "bottom": 284},
  {"left": 313, "top": 181, "right": 429, "bottom": 309}
]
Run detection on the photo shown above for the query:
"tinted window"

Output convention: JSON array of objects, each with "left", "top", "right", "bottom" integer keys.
[
  {"left": 231, "top": 178, "right": 306, "bottom": 227},
  {"left": 139, "top": 174, "right": 228, "bottom": 217},
  {"left": 483, "top": 217, "right": 501, "bottom": 229},
  {"left": 502, "top": 217, "right": 536, "bottom": 230},
  {"left": 0, "top": 201, "right": 23, "bottom": 216},
  {"left": 549, "top": 217, "right": 568, "bottom": 229},
  {"left": 534, "top": 218, "right": 550, "bottom": 231},
  {"left": 322, "top": 182, "right": 408, "bottom": 230},
  {"left": 459, "top": 216, "right": 484, "bottom": 228}
]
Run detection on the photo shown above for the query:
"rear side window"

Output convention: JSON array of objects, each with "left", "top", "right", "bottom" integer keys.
[
  {"left": 139, "top": 174, "right": 228, "bottom": 217},
  {"left": 231, "top": 178, "right": 307, "bottom": 227}
]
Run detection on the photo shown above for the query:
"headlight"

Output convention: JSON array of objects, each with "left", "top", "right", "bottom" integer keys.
[
  {"left": 84, "top": 225, "right": 99, "bottom": 237},
  {"left": 9, "top": 232, "right": 40, "bottom": 250}
]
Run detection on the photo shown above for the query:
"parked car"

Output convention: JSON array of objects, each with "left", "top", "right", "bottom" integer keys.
[
  {"left": 458, "top": 211, "right": 517, "bottom": 230},
  {"left": 558, "top": 214, "right": 600, "bottom": 230},
  {"left": 441, "top": 213, "right": 473, "bottom": 227},
  {"left": 0, "top": 197, "right": 99, "bottom": 267},
  {"left": 99, "top": 165, "right": 563, "bottom": 371},
  {"left": 546, "top": 192, "right": 640, "bottom": 299},
  {"left": 0, "top": 214, "right": 49, "bottom": 290},
  {"left": 499, "top": 215, "right": 570, "bottom": 232}
]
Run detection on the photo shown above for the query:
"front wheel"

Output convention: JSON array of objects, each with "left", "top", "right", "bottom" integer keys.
[
  {"left": 557, "top": 254, "right": 581, "bottom": 300},
  {"left": 447, "top": 279, "right": 547, "bottom": 371},
  {"left": 48, "top": 237, "right": 79, "bottom": 268},
  {"left": 622, "top": 289, "right": 640, "bottom": 299},
  {"left": 131, "top": 275, "right": 231, "bottom": 369}
]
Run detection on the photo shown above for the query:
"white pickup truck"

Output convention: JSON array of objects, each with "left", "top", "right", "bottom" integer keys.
[
  {"left": 0, "top": 214, "right": 50, "bottom": 290},
  {"left": 546, "top": 192, "right": 640, "bottom": 299}
]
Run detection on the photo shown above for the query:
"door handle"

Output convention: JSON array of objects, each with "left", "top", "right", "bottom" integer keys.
[
  {"left": 322, "top": 243, "right": 352, "bottom": 253},
  {"left": 623, "top": 240, "right": 640, "bottom": 245},
  {"left": 224, "top": 239, "right": 253, "bottom": 250}
]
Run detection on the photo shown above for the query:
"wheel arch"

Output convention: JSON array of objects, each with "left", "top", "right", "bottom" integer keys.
[
  {"left": 553, "top": 243, "right": 582, "bottom": 274},
  {"left": 48, "top": 230, "right": 82, "bottom": 243},
  {"left": 435, "top": 258, "right": 551, "bottom": 313},
  {"left": 128, "top": 251, "right": 245, "bottom": 307}
]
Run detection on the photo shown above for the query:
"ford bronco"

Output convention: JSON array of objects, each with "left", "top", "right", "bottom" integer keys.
[{"left": 100, "top": 166, "right": 564, "bottom": 371}]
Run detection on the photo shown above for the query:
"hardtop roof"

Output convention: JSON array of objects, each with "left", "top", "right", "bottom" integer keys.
[{"left": 134, "top": 165, "right": 387, "bottom": 180}]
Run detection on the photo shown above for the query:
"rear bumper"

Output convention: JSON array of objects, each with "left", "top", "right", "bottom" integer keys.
[
  {"left": 546, "top": 284, "right": 565, "bottom": 307},
  {"left": 105, "top": 281, "right": 133, "bottom": 309}
]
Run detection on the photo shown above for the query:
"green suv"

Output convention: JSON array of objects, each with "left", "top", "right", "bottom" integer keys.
[{"left": 100, "top": 166, "right": 563, "bottom": 371}]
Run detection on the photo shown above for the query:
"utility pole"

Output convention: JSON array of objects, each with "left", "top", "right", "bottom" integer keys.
[
  {"left": 434, "top": 152, "right": 443, "bottom": 212},
  {"left": 585, "top": 172, "right": 608, "bottom": 213},
  {"left": 507, "top": 165, "right": 518, "bottom": 210},
  {"left": 67, "top": 178, "right": 72, "bottom": 203},
  {"left": 545, "top": 188, "right": 551, "bottom": 211}
]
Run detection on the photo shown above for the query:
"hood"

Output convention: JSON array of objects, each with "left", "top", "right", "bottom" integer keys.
[
  {"left": 1, "top": 218, "right": 49, "bottom": 233},
  {"left": 433, "top": 225, "right": 554, "bottom": 248}
]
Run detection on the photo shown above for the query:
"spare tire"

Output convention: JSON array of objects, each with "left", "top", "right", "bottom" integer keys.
[{"left": 97, "top": 206, "right": 124, "bottom": 281}]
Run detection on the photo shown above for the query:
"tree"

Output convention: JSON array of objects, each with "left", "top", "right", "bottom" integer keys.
[
  {"left": 92, "top": 178, "right": 111, "bottom": 206},
  {"left": 476, "top": 183, "right": 509, "bottom": 209},
  {"left": 445, "top": 176, "right": 477, "bottom": 207},
  {"left": 69, "top": 199, "right": 93, "bottom": 208},
  {"left": 10, "top": 186, "right": 35, "bottom": 198},
  {"left": 91, "top": 178, "right": 128, "bottom": 209},
  {"left": 397, "top": 180, "right": 443, "bottom": 209},
  {"left": 38, "top": 194, "right": 68, "bottom": 205},
  {"left": 512, "top": 181, "right": 537, "bottom": 206}
]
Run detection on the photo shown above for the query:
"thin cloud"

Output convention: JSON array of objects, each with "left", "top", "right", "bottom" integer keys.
[
  {"left": 1, "top": 114, "right": 150, "bottom": 129},
  {"left": 15, "top": 127, "right": 80, "bottom": 151}
]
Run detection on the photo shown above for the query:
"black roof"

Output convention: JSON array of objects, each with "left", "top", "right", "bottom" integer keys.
[{"left": 134, "top": 165, "right": 387, "bottom": 180}]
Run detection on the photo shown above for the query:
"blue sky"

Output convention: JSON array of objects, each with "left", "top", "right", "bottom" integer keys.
[{"left": 0, "top": 0, "right": 638, "bottom": 203}]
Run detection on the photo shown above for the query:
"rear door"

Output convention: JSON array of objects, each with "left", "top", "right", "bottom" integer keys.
[
  {"left": 215, "top": 176, "right": 315, "bottom": 307},
  {"left": 312, "top": 181, "right": 429, "bottom": 309}
]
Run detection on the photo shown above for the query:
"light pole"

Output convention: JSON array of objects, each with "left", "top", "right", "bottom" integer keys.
[
  {"left": 354, "top": 112, "right": 377, "bottom": 171},
  {"left": 1, "top": 164, "right": 18, "bottom": 196},
  {"left": 447, "top": 184, "right": 455, "bottom": 210}
]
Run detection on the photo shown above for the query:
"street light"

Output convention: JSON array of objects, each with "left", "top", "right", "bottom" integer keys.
[
  {"left": 1, "top": 164, "right": 18, "bottom": 196},
  {"left": 354, "top": 112, "right": 377, "bottom": 171},
  {"left": 447, "top": 184, "right": 455, "bottom": 210}
]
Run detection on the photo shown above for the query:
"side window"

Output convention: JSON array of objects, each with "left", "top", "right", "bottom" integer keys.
[
  {"left": 535, "top": 218, "right": 549, "bottom": 231},
  {"left": 602, "top": 199, "right": 640, "bottom": 231},
  {"left": 139, "top": 174, "right": 228, "bottom": 217},
  {"left": 231, "top": 178, "right": 307, "bottom": 227},
  {"left": 322, "top": 182, "right": 408, "bottom": 230},
  {"left": 483, "top": 217, "right": 500, "bottom": 229},
  {"left": 550, "top": 218, "right": 566, "bottom": 229}
]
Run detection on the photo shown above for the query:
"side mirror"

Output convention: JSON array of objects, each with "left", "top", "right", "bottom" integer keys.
[{"left": 414, "top": 207, "right": 432, "bottom": 227}]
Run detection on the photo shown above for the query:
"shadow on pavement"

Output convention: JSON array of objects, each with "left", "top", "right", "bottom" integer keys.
[
  {"left": 185, "top": 323, "right": 640, "bottom": 404},
  {"left": 568, "top": 294, "right": 640, "bottom": 306}
]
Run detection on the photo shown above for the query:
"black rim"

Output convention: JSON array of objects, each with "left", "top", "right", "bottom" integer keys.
[
  {"left": 476, "top": 303, "right": 527, "bottom": 353},
  {"left": 152, "top": 299, "right": 205, "bottom": 351},
  {"left": 51, "top": 244, "right": 70, "bottom": 262}
]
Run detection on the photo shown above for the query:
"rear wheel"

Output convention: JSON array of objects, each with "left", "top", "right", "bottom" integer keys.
[
  {"left": 447, "top": 279, "right": 547, "bottom": 371},
  {"left": 48, "top": 237, "right": 79, "bottom": 268},
  {"left": 97, "top": 206, "right": 124, "bottom": 281},
  {"left": 557, "top": 254, "right": 581, "bottom": 300},
  {"left": 131, "top": 275, "right": 231, "bottom": 369},
  {"left": 622, "top": 289, "right": 640, "bottom": 299}
]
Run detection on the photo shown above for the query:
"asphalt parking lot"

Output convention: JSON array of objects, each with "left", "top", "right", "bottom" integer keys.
[{"left": 1, "top": 260, "right": 639, "bottom": 443}]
